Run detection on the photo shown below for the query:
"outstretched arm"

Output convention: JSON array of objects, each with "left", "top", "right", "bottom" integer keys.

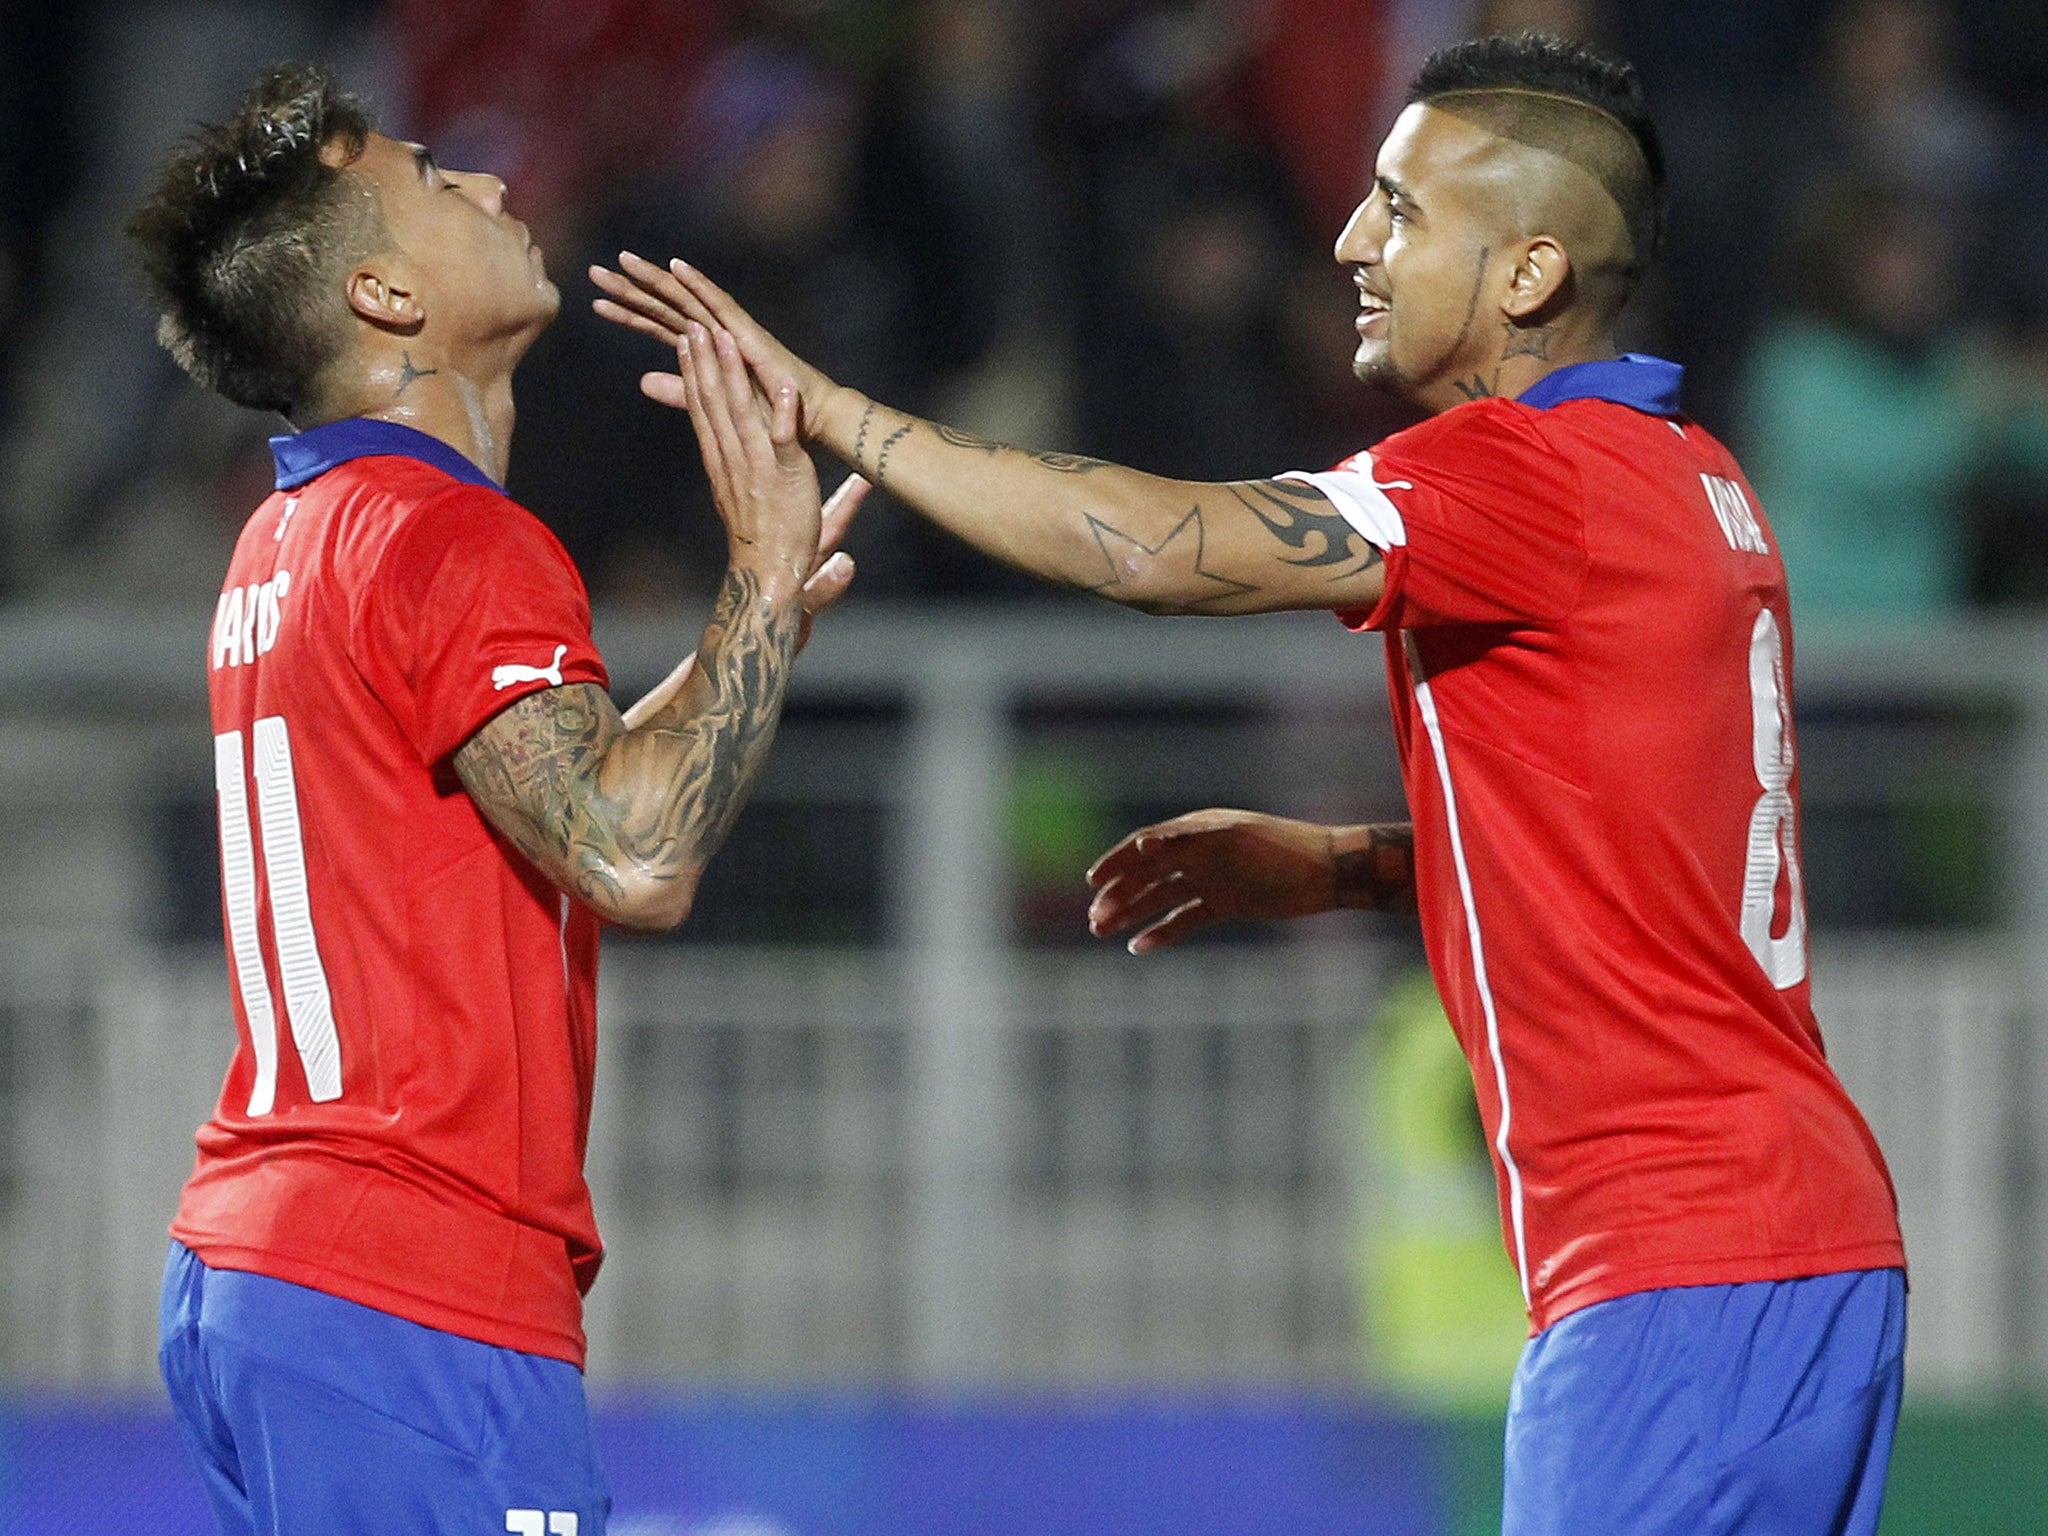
[
  {"left": 454, "top": 328, "right": 854, "bottom": 931},
  {"left": 591, "top": 255, "right": 1389, "bottom": 617},
  {"left": 1086, "top": 810, "right": 1416, "bottom": 953}
]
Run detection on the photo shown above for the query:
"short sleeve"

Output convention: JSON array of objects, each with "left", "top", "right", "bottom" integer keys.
[
  {"left": 354, "top": 486, "right": 609, "bottom": 764},
  {"left": 1287, "top": 402, "right": 1587, "bottom": 632}
]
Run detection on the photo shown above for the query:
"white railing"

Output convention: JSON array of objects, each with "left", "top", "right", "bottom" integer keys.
[
  {"left": 0, "top": 934, "right": 2021, "bottom": 1395},
  {"left": 0, "top": 604, "right": 2043, "bottom": 1394}
]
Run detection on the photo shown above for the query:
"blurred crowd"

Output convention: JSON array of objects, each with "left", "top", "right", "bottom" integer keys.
[{"left": 2, "top": 0, "right": 2046, "bottom": 622}]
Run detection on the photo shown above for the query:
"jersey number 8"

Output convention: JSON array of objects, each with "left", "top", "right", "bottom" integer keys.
[
  {"left": 1742, "top": 608, "right": 1807, "bottom": 989},
  {"left": 214, "top": 717, "right": 343, "bottom": 1114}
]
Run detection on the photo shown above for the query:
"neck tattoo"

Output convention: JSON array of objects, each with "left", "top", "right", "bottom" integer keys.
[{"left": 395, "top": 350, "right": 439, "bottom": 400}]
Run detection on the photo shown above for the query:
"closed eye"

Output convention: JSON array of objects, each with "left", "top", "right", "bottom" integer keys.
[{"left": 410, "top": 143, "right": 444, "bottom": 187}]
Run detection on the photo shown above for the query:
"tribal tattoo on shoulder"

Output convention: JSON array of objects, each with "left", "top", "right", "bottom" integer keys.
[
  {"left": 1331, "top": 823, "right": 1417, "bottom": 914},
  {"left": 1227, "top": 479, "right": 1381, "bottom": 575},
  {"left": 455, "top": 568, "right": 800, "bottom": 913}
]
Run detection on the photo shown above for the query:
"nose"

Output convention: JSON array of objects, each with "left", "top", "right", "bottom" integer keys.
[
  {"left": 452, "top": 168, "right": 509, "bottom": 216},
  {"left": 1333, "top": 193, "right": 1385, "bottom": 269}
]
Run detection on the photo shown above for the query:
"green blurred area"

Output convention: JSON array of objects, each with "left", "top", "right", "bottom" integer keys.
[
  {"left": 1435, "top": 1401, "right": 2048, "bottom": 1535},
  {"left": 1357, "top": 971, "right": 1528, "bottom": 1410}
]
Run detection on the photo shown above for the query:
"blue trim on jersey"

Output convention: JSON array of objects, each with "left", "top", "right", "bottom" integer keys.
[
  {"left": 159, "top": 1242, "right": 608, "bottom": 1534},
  {"left": 1517, "top": 352, "right": 1683, "bottom": 416},
  {"left": 269, "top": 417, "right": 503, "bottom": 492},
  {"left": 1502, "top": 1268, "right": 1905, "bottom": 1536}
]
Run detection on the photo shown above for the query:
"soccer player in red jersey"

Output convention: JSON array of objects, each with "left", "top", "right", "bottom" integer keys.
[
  {"left": 598, "top": 33, "right": 1907, "bottom": 1536},
  {"left": 128, "top": 66, "right": 861, "bottom": 1534}
]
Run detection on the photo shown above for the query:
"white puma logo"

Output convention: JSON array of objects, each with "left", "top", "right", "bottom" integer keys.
[{"left": 491, "top": 644, "right": 568, "bottom": 691}]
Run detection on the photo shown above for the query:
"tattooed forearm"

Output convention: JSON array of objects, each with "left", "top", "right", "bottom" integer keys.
[
  {"left": 928, "top": 420, "right": 1109, "bottom": 474},
  {"left": 1331, "top": 823, "right": 1417, "bottom": 914},
  {"left": 1028, "top": 449, "right": 1110, "bottom": 473},
  {"left": 821, "top": 399, "right": 1384, "bottom": 613},
  {"left": 454, "top": 568, "right": 802, "bottom": 927},
  {"left": 649, "top": 566, "right": 801, "bottom": 867},
  {"left": 932, "top": 422, "right": 1006, "bottom": 454}
]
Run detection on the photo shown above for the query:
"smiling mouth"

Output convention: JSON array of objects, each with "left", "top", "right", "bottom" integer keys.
[{"left": 1355, "top": 299, "right": 1389, "bottom": 333}]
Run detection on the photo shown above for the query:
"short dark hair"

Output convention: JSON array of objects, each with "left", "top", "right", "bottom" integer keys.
[
  {"left": 127, "top": 64, "right": 380, "bottom": 416},
  {"left": 1409, "top": 32, "right": 1667, "bottom": 276}
]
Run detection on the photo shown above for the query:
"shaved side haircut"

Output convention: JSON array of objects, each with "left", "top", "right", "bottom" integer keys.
[
  {"left": 1411, "top": 33, "right": 1666, "bottom": 302},
  {"left": 128, "top": 64, "right": 382, "bottom": 417}
]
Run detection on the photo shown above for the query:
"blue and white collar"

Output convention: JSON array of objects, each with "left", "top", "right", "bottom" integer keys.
[
  {"left": 268, "top": 417, "right": 501, "bottom": 492},
  {"left": 1516, "top": 353, "right": 1683, "bottom": 416}
]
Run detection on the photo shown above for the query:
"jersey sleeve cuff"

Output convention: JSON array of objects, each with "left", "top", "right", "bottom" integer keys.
[{"left": 1279, "top": 458, "right": 1409, "bottom": 552}]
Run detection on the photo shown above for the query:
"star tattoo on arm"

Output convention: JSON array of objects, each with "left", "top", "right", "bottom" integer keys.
[{"left": 1084, "top": 506, "right": 1258, "bottom": 613}]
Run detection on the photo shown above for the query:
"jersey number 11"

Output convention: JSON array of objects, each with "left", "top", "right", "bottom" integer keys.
[{"left": 214, "top": 717, "right": 343, "bottom": 1114}]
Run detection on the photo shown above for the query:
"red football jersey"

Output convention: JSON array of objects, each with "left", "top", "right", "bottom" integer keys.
[
  {"left": 1287, "top": 356, "right": 1904, "bottom": 1331},
  {"left": 172, "top": 419, "right": 611, "bottom": 1366}
]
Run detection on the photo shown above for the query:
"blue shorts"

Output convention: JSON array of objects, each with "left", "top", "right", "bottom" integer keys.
[
  {"left": 1503, "top": 1268, "right": 1906, "bottom": 1536},
  {"left": 159, "top": 1241, "right": 610, "bottom": 1536}
]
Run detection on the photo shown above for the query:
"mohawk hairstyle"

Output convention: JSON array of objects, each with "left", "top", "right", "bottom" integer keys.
[
  {"left": 1409, "top": 32, "right": 1667, "bottom": 280},
  {"left": 127, "top": 63, "right": 380, "bottom": 416}
]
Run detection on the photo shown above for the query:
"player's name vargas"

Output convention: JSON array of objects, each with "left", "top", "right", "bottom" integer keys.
[{"left": 211, "top": 569, "right": 292, "bottom": 671}]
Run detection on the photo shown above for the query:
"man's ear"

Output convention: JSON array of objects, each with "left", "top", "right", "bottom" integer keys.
[
  {"left": 345, "top": 263, "right": 425, "bottom": 334},
  {"left": 1503, "top": 235, "right": 1572, "bottom": 321}
]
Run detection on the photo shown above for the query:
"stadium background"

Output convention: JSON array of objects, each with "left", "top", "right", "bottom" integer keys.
[{"left": 2, "top": 0, "right": 2046, "bottom": 1530}]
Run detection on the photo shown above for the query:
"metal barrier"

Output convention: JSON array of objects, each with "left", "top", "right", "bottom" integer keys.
[
  {"left": 0, "top": 604, "right": 2041, "bottom": 1394},
  {"left": 0, "top": 935, "right": 2020, "bottom": 1395}
]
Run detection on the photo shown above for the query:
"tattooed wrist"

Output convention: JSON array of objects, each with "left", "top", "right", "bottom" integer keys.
[
  {"left": 852, "top": 400, "right": 879, "bottom": 478},
  {"left": 660, "top": 565, "right": 801, "bottom": 866},
  {"left": 874, "top": 421, "right": 913, "bottom": 485},
  {"left": 1332, "top": 823, "right": 1417, "bottom": 913}
]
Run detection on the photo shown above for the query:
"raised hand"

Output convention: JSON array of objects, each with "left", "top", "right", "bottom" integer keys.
[
  {"left": 1085, "top": 809, "right": 1338, "bottom": 953},
  {"left": 591, "top": 252, "right": 839, "bottom": 434},
  {"left": 794, "top": 470, "right": 867, "bottom": 653},
  {"left": 675, "top": 319, "right": 821, "bottom": 591}
]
